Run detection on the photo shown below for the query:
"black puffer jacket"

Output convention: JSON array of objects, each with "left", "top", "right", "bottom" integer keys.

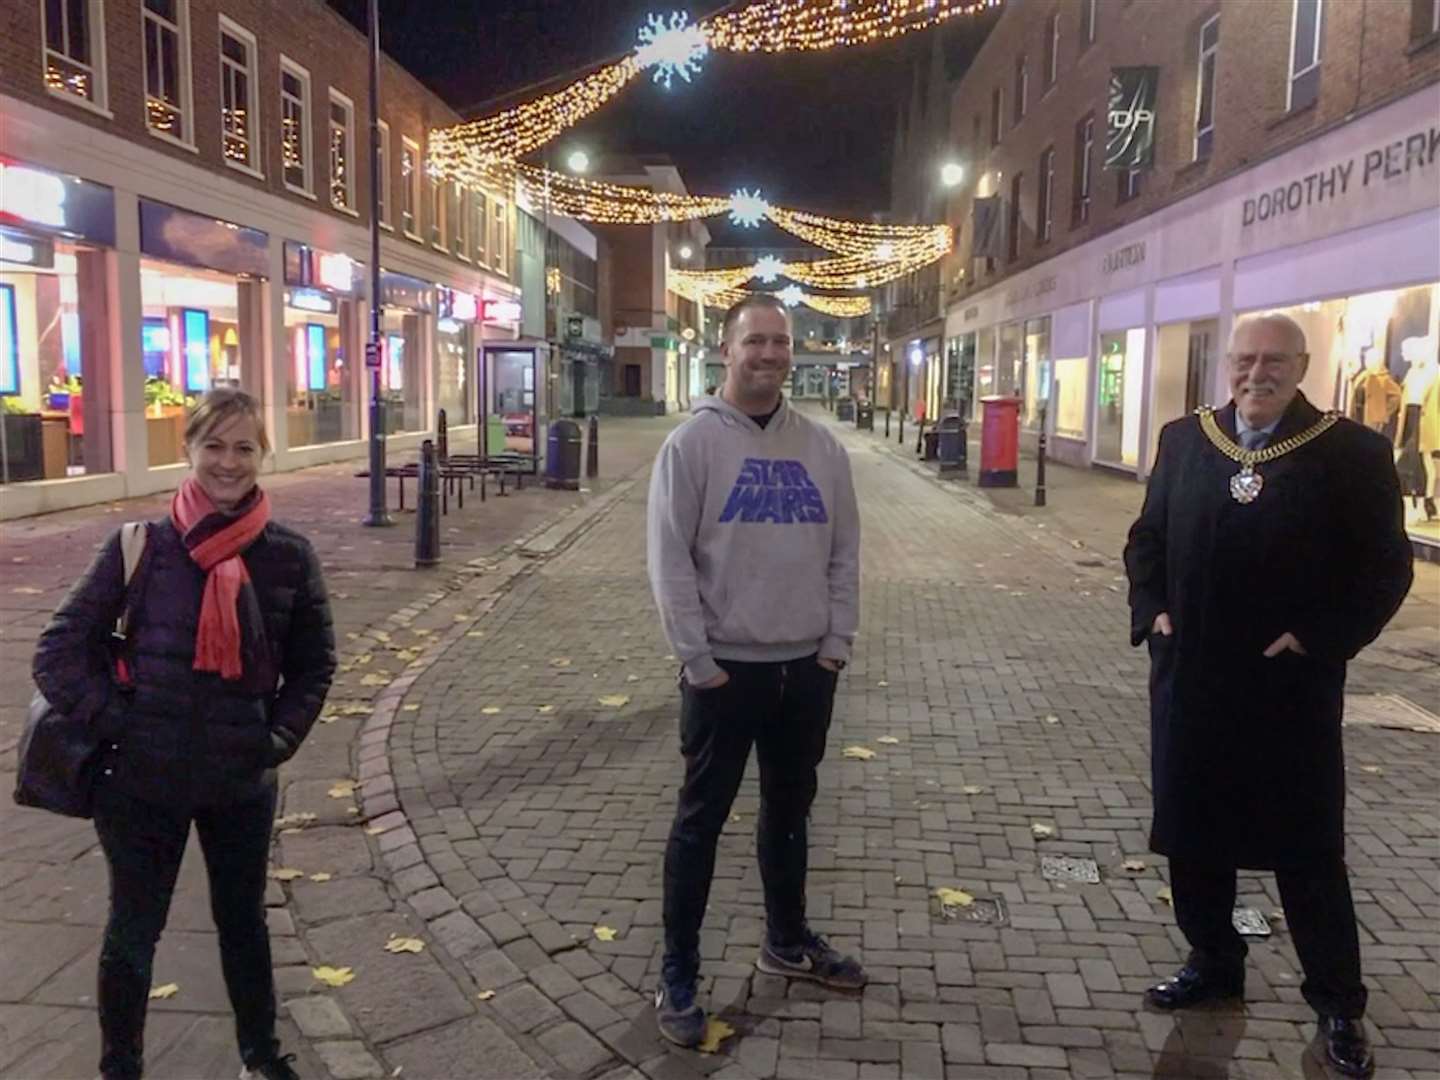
[{"left": 32, "top": 516, "right": 337, "bottom": 807}]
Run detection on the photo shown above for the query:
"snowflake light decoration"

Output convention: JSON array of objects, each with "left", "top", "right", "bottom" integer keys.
[
  {"left": 874, "top": 242, "right": 895, "bottom": 260},
  {"left": 778, "top": 284, "right": 804, "bottom": 308},
  {"left": 729, "top": 188, "right": 769, "bottom": 228},
  {"left": 636, "top": 12, "right": 709, "bottom": 89},
  {"left": 752, "top": 254, "right": 784, "bottom": 283}
]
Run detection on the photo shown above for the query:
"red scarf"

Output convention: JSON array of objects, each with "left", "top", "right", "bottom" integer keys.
[{"left": 170, "top": 476, "right": 271, "bottom": 680}]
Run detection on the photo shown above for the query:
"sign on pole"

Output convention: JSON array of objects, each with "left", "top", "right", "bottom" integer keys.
[
  {"left": 1106, "top": 66, "right": 1159, "bottom": 171},
  {"left": 365, "top": 340, "right": 382, "bottom": 369}
]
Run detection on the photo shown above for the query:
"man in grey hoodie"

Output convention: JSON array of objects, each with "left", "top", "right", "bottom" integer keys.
[{"left": 646, "top": 293, "right": 864, "bottom": 1047}]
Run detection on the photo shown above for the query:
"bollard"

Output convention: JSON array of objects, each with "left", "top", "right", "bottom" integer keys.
[
  {"left": 415, "top": 439, "right": 441, "bottom": 567},
  {"left": 1035, "top": 406, "right": 1049, "bottom": 508},
  {"left": 884, "top": 408, "right": 891, "bottom": 438},
  {"left": 436, "top": 408, "right": 448, "bottom": 463},
  {"left": 586, "top": 414, "right": 599, "bottom": 479},
  {"left": 915, "top": 418, "right": 925, "bottom": 457},
  {"left": 898, "top": 409, "right": 905, "bottom": 447}
]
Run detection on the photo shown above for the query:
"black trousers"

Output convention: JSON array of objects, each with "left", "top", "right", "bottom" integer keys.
[
  {"left": 1171, "top": 856, "right": 1367, "bottom": 1019},
  {"left": 93, "top": 781, "right": 280, "bottom": 1079},
  {"left": 662, "top": 655, "right": 837, "bottom": 978}
]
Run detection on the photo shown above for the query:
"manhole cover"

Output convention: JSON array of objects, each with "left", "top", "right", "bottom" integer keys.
[
  {"left": 1232, "top": 908, "right": 1272, "bottom": 937},
  {"left": 1040, "top": 855, "right": 1101, "bottom": 884},
  {"left": 933, "top": 894, "right": 1008, "bottom": 926},
  {"left": 1343, "top": 694, "right": 1440, "bottom": 734}
]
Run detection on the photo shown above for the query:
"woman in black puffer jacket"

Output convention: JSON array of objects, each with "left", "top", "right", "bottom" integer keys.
[{"left": 33, "top": 389, "right": 336, "bottom": 1080}]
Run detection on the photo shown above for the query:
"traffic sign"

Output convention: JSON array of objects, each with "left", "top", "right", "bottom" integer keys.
[{"left": 365, "top": 340, "right": 382, "bottom": 369}]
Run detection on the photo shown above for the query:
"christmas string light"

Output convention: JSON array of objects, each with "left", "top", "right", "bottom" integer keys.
[
  {"left": 706, "top": 0, "right": 1001, "bottom": 53},
  {"left": 765, "top": 206, "right": 951, "bottom": 261}
]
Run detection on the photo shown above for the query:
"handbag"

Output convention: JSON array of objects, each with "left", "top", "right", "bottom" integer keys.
[{"left": 14, "top": 522, "right": 149, "bottom": 818}]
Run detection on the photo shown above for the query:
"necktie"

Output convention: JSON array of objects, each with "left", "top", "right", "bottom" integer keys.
[{"left": 1240, "top": 429, "right": 1269, "bottom": 451}]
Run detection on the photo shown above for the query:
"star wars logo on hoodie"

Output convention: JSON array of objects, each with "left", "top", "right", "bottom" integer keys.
[{"left": 719, "top": 457, "right": 829, "bottom": 524}]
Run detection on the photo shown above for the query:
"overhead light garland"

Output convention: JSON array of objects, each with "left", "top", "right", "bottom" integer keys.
[{"left": 705, "top": 0, "right": 1001, "bottom": 53}]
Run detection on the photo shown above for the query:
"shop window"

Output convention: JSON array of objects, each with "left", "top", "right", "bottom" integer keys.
[
  {"left": 472, "top": 191, "right": 488, "bottom": 265},
  {"left": 1073, "top": 114, "right": 1094, "bottom": 226},
  {"left": 436, "top": 317, "right": 474, "bottom": 425},
  {"left": 1288, "top": 0, "right": 1324, "bottom": 112},
  {"left": 990, "top": 86, "right": 1003, "bottom": 146},
  {"left": 1044, "top": 13, "right": 1059, "bottom": 89},
  {"left": 1037, "top": 147, "right": 1055, "bottom": 245},
  {"left": 401, "top": 137, "right": 420, "bottom": 238},
  {"left": 376, "top": 120, "right": 391, "bottom": 227},
  {"left": 1413, "top": 0, "right": 1440, "bottom": 39},
  {"left": 181, "top": 307, "right": 209, "bottom": 393},
  {"left": 0, "top": 284, "right": 17, "bottom": 395},
  {"left": 329, "top": 90, "right": 356, "bottom": 212},
  {"left": 285, "top": 294, "right": 357, "bottom": 448},
  {"left": 1013, "top": 56, "right": 1027, "bottom": 123},
  {"left": 381, "top": 311, "right": 422, "bottom": 433},
  {"left": 1022, "top": 317, "right": 1051, "bottom": 430},
  {"left": 1194, "top": 14, "right": 1219, "bottom": 160},
  {"left": 142, "top": 0, "right": 192, "bottom": 145},
  {"left": 1096, "top": 329, "right": 1145, "bottom": 468},
  {"left": 280, "top": 58, "right": 312, "bottom": 195},
  {"left": 219, "top": 18, "right": 259, "bottom": 173},
  {"left": 1052, "top": 356, "right": 1088, "bottom": 438},
  {"left": 1079, "top": 0, "right": 1097, "bottom": 49},
  {"left": 43, "top": 0, "right": 108, "bottom": 111}
]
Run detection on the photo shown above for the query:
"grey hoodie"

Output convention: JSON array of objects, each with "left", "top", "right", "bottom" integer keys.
[{"left": 646, "top": 395, "right": 860, "bottom": 684}]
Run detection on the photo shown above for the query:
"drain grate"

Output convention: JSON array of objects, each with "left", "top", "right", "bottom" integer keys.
[
  {"left": 934, "top": 894, "right": 1008, "bottom": 926},
  {"left": 1343, "top": 694, "right": 1440, "bottom": 734},
  {"left": 1040, "top": 855, "right": 1101, "bottom": 884},
  {"left": 1232, "top": 908, "right": 1272, "bottom": 938}
]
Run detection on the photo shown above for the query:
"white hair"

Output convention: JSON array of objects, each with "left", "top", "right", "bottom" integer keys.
[{"left": 1230, "top": 312, "right": 1308, "bottom": 356}]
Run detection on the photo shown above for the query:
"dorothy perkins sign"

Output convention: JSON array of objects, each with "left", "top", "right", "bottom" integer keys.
[
  {"left": 1106, "top": 67, "right": 1158, "bottom": 170},
  {"left": 1241, "top": 124, "right": 1440, "bottom": 227}
]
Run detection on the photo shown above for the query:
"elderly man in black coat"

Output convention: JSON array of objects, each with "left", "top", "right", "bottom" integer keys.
[{"left": 1124, "top": 312, "right": 1413, "bottom": 1080}]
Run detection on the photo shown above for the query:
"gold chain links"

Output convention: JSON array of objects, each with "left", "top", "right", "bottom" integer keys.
[{"left": 1197, "top": 406, "right": 1341, "bottom": 465}]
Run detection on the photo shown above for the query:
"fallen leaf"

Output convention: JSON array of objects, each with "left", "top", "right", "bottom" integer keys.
[
  {"left": 550, "top": 657, "right": 572, "bottom": 667},
  {"left": 1269, "top": 910, "right": 1286, "bottom": 923},
  {"left": 841, "top": 746, "right": 877, "bottom": 760},
  {"left": 592, "top": 926, "right": 618, "bottom": 942},
  {"left": 319, "top": 714, "right": 338, "bottom": 724},
  {"left": 877, "top": 736, "right": 901, "bottom": 745},
  {"left": 934, "top": 887, "right": 975, "bottom": 908},
  {"left": 1043, "top": 714, "right": 1060, "bottom": 725},
  {"left": 626, "top": 674, "right": 640, "bottom": 682},
  {"left": 395, "top": 649, "right": 419, "bottom": 663},
  {"left": 347, "top": 807, "right": 360, "bottom": 815},
  {"left": 355, "top": 653, "right": 373, "bottom": 666},
  {"left": 466, "top": 631, "right": 485, "bottom": 638},
  {"left": 383, "top": 936, "right": 426, "bottom": 954},
  {"left": 148, "top": 983, "right": 179, "bottom": 1000},
  {"left": 481, "top": 706, "right": 502, "bottom": 715},
  {"left": 697, "top": 1017, "right": 736, "bottom": 1054},
  {"left": 365, "top": 825, "right": 386, "bottom": 836},
  {"left": 476, "top": 990, "right": 496, "bottom": 1001},
  {"left": 961, "top": 785, "right": 986, "bottom": 795},
  {"left": 1359, "top": 765, "right": 1384, "bottom": 775},
  {"left": 360, "top": 674, "right": 389, "bottom": 687},
  {"left": 372, "top": 631, "right": 391, "bottom": 643},
  {"left": 877, "top": 680, "right": 890, "bottom": 687},
  {"left": 275, "top": 812, "right": 318, "bottom": 829},
  {"left": 1122, "top": 858, "right": 1148, "bottom": 873},
  {"left": 337, "top": 704, "right": 370, "bottom": 716},
  {"left": 537, "top": 705, "right": 555, "bottom": 714},
  {"left": 11, "top": 586, "right": 43, "bottom": 595},
  {"left": 328, "top": 781, "right": 358, "bottom": 799},
  {"left": 597, "top": 695, "right": 630, "bottom": 708},
  {"left": 412, "top": 629, "right": 435, "bottom": 637},
  {"left": 402, "top": 703, "right": 420, "bottom": 712},
  {"left": 313, "top": 965, "right": 356, "bottom": 987},
  {"left": 1031, "top": 823, "right": 1055, "bottom": 839},
  {"left": 1157, "top": 886, "right": 1174, "bottom": 905},
  {"left": 309, "top": 872, "right": 333, "bottom": 882},
  {"left": 454, "top": 614, "right": 469, "bottom": 622},
  {"left": 267, "top": 868, "right": 304, "bottom": 881}
]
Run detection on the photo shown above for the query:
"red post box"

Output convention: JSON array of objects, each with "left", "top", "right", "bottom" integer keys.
[{"left": 978, "top": 396, "right": 1020, "bottom": 488}]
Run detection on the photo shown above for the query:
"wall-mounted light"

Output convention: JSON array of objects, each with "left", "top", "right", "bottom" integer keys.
[
  {"left": 940, "top": 162, "right": 965, "bottom": 187},
  {"left": 566, "top": 149, "right": 590, "bottom": 174}
]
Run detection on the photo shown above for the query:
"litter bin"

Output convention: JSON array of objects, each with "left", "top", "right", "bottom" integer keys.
[
  {"left": 922, "top": 429, "right": 939, "bottom": 461},
  {"left": 936, "top": 414, "right": 968, "bottom": 476},
  {"left": 855, "top": 403, "right": 874, "bottom": 430},
  {"left": 836, "top": 397, "right": 856, "bottom": 422},
  {"left": 978, "top": 396, "right": 1020, "bottom": 488},
  {"left": 544, "top": 419, "right": 582, "bottom": 490}
]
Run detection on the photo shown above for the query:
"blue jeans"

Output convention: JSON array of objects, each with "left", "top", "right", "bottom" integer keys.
[
  {"left": 662, "top": 655, "right": 837, "bottom": 979},
  {"left": 93, "top": 781, "right": 279, "bottom": 1079}
]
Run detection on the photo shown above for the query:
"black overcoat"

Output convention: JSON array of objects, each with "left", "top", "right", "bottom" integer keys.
[
  {"left": 32, "top": 517, "right": 337, "bottom": 808},
  {"left": 1124, "top": 394, "right": 1413, "bottom": 870}
]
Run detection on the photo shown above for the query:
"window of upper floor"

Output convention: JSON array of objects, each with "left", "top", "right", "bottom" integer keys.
[
  {"left": 219, "top": 18, "right": 260, "bottom": 176},
  {"left": 1037, "top": 147, "right": 1055, "bottom": 245},
  {"left": 1044, "top": 12, "right": 1060, "bottom": 90},
  {"left": 328, "top": 90, "right": 356, "bottom": 212},
  {"left": 1411, "top": 0, "right": 1440, "bottom": 40},
  {"left": 1007, "top": 171, "right": 1024, "bottom": 261},
  {"left": 279, "top": 57, "right": 313, "bottom": 196},
  {"left": 400, "top": 137, "right": 420, "bottom": 239},
  {"left": 1288, "top": 0, "right": 1324, "bottom": 112},
  {"left": 1072, "top": 113, "right": 1094, "bottom": 227},
  {"left": 376, "top": 119, "right": 392, "bottom": 228},
  {"left": 1014, "top": 55, "right": 1028, "bottom": 123},
  {"left": 472, "top": 189, "right": 489, "bottom": 265},
  {"left": 428, "top": 170, "right": 444, "bottom": 250},
  {"left": 143, "top": 0, "right": 193, "bottom": 148},
  {"left": 990, "top": 86, "right": 1003, "bottom": 146},
  {"left": 43, "top": 0, "right": 109, "bottom": 114},
  {"left": 1117, "top": 166, "right": 1142, "bottom": 205},
  {"left": 1194, "top": 14, "right": 1220, "bottom": 160},
  {"left": 491, "top": 199, "right": 509, "bottom": 276},
  {"left": 1079, "top": 0, "right": 1097, "bottom": 51}
]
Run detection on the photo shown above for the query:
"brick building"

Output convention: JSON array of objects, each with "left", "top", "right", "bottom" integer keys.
[
  {"left": 900, "top": 0, "right": 1440, "bottom": 555},
  {"left": 0, "top": 0, "right": 537, "bottom": 518}
]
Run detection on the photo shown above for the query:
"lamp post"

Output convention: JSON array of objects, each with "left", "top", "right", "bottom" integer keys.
[{"left": 362, "top": 0, "right": 391, "bottom": 526}]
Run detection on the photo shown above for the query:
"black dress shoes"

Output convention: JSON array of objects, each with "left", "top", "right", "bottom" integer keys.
[
  {"left": 1144, "top": 964, "right": 1245, "bottom": 1010},
  {"left": 1318, "top": 1016, "right": 1375, "bottom": 1079}
]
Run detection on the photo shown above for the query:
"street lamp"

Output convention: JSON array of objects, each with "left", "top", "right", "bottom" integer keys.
[
  {"left": 566, "top": 149, "right": 590, "bottom": 174},
  {"left": 678, "top": 243, "right": 693, "bottom": 260},
  {"left": 940, "top": 161, "right": 965, "bottom": 187}
]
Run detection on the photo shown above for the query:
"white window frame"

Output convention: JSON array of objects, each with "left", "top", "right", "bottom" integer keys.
[
  {"left": 1045, "top": 12, "right": 1060, "bottom": 88},
  {"left": 376, "top": 119, "right": 392, "bottom": 230},
  {"left": 1082, "top": 0, "right": 1097, "bottom": 48},
  {"left": 400, "top": 137, "right": 421, "bottom": 240},
  {"left": 1194, "top": 14, "right": 1219, "bottom": 161},
  {"left": 429, "top": 171, "right": 445, "bottom": 251},
  {"left": 1075, "top": 114, "right": 1094, "bottom": 225},
  {"left": 991, "top": 86, "right": 1003, "bottom": 146},
  {"left": 473, "top": 190, "right": 489, "bottom": 266},
  {"left": 1287, "top": 0, "right": 1324, "bottom": 112},
  {"left": 279, "top": 56, "right": 314, "bottom": 198},
  {"left": 456, "top": 187, "right": 471, "bottom": 261},
  {"left": 328, "top": 88, "right": 357, "bottom": 214},
  {"left": 218, "top": 16, "right": 260, "bottom": 177},
  {"left": 1038, "top": 147, "right": 1054, "bottom": 243},
  {"left": 1432, "top": 0, "right": 1440, "bottom": 35},
  {"left": 1014, "top": 55, "right": 1028, "bottom": 122},
  {"left": 40, "top": 0, "right": 111, "bottom": 116},
  {"left": 142, "top": 0, "right": 195, "bottom": 149},
  {"left": 491, "top": 199, "right": 508, "bottom": 276}
]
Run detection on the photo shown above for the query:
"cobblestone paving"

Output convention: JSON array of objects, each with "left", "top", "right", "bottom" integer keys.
[{"left": 374, "top": 419, "right": 1440, "bottom": 1080}]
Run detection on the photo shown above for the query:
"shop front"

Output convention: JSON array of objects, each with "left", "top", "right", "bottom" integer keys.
[
  {"left": 436, "top": 285, "right": 479, "bottom": 428},
  {"left": 0, "top": 158, "right": 117, "bottom": 487},
  {"left": 482, "top": 341, "right": 540, "bottom": 465},
  {"left": 138, "top": 200, "right": 268, "bottom": 468},
  {"left": 282, "top": 242, "right": 364, "bottom": 450},
  {"left": 379, "top": 270, "right": 430, "bottom": 435}
]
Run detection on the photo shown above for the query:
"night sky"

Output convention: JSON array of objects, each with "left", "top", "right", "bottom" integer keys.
[{"left": 325, "top": 1, "right": 995, "bottom": 245}]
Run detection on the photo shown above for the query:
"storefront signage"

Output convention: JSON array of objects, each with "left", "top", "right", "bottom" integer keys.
[
  {"left": 283, "top": 242, "right": 363, "bottom": 294},
  {"left": 1105, "top": 67, "right": 1159, "bottom": 171},
  {"left": 1005, "top": 275, "right": 1057, "bottom": 308},
  {"left": 286, "top": 288, "right": 336, "bottom": 314},
  {"left": 437, "top": 287, "right": 479, "bottom": 322},
  {"left": 962, "top": 305, "right": 980, "bottom": 323},
  {"left": 1241, "top": 124, "right": 1440, "bottom": 228},
  {"left": 379, "top": 270, "right": 433, "bottom": 313},
  {"left": 0, "top": 158, "right": 115, "bottom": 246},
  {"left": 1102, "top": 241, "right": 1147, "bottom": 274},
  {"left": 140, "top": 199, "right": 268, "bottom": 278},
  {"left": 0, "top": 229, "right": 55, "bottom": 268},
  {"left": 482, "top": 298, "right": 522, "bottom": 323}
]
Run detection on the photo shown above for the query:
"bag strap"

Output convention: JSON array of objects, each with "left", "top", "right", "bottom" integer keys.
[{"left": 115, "top": 522, "right": 149, "bottom": 637}]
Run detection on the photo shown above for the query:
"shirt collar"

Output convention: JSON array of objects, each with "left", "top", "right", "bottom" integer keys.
[{"left": 1235, "top": 411, "right": 1282, "bottom": 439}]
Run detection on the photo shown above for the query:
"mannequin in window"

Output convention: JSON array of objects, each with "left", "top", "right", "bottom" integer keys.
[
  {"left": 1396, "top": 336, "right": 1439, "bottom": 520},
  {"left": 1350, "top": 346, "right": 1402, "bottom": 436}
]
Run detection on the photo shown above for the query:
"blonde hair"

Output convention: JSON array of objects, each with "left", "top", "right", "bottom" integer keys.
[{"left": 185, "top": 388, "right": 271, "bottom": 454}]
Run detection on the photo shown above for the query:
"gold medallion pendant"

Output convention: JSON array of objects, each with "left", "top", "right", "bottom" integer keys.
[{"left": 1197, "top": 408, "right": 1340, "bottom": 504}]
